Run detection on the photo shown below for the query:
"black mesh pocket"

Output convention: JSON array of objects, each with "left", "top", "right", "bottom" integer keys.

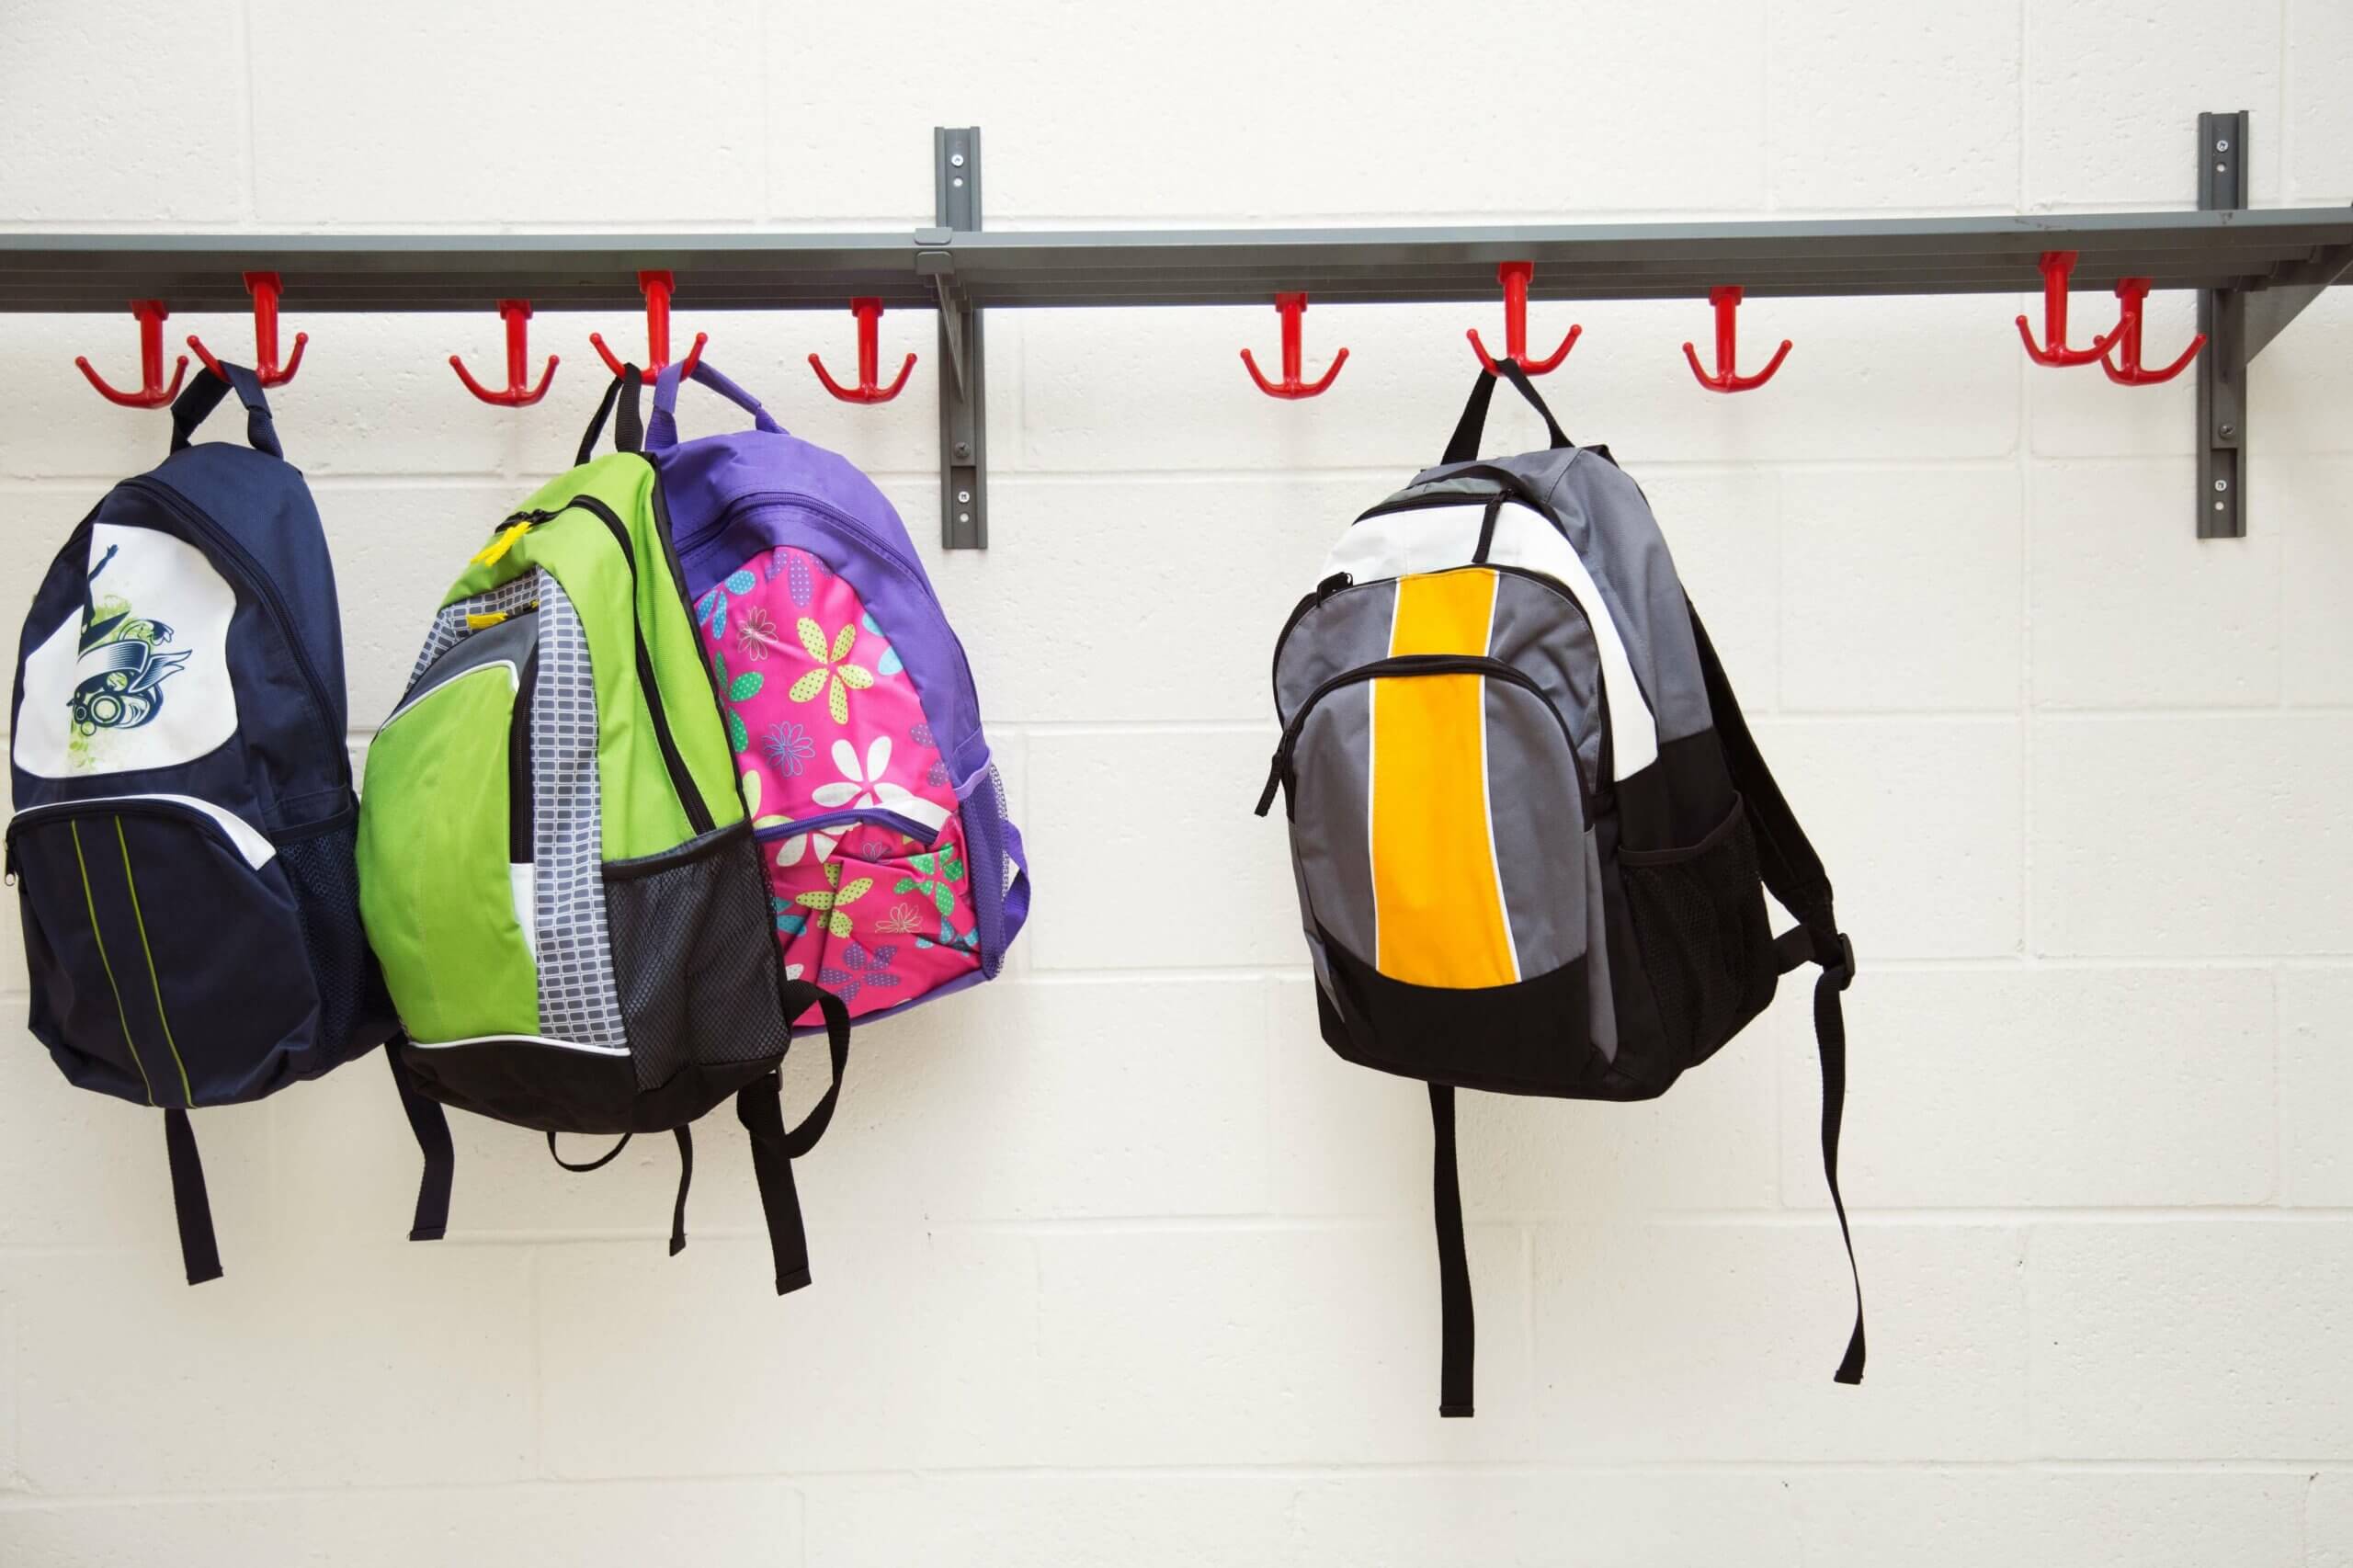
[
  {"left": 1619, "top": 795, "right": 1779, "bottom": 1067},
  {"left": 276, "top": 811, "right": 395, "bottom": 1065},
  {"left": 603, "top": 821, "right": 792, "bottom": 1091}
]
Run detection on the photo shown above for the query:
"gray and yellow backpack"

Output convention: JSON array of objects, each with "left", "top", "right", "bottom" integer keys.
[{"left": 1257, "top": 362, "right": 1864, "bottom": 1415}]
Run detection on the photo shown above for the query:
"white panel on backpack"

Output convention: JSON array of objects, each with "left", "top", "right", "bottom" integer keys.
[
  {"left": 1322, "top": 502, "right": 1660, "bottom": 778},
  {"left": 14, "top": 523, "right": 241, "bottom": 780}
]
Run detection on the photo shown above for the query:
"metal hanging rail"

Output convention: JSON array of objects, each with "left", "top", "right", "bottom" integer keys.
[{"left": 2, "top": 115, "right": 2347, "bottom": 546}]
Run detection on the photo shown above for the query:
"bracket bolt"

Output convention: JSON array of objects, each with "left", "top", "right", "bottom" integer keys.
[
  {"left": 2219, "top": 423, "right": 2237, "bottom": 438},
  {"left": 950, "top": 152, "right": 966, "bottom": 167},
  {"left": 2214, "top": 479, "right": 2230, "bottom": 492},
  {"left": 2215, "top": 138, "right": 2231, "bottom": 152},
  {"left": 957, "top": 489, "right": 972, "bottom": 503}
]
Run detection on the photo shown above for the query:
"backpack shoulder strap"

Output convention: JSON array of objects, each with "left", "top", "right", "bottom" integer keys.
[{"left": 1688, "top": 601, "right": 1866, "bottom": 1386}]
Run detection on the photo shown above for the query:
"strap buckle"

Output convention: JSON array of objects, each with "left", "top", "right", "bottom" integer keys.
[{"left": 1825, "top": 931, "right": 1857, "bottom": 992}]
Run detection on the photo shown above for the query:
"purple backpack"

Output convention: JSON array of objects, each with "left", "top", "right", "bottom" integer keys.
[{"left": 640, "top": 362, "right": 1028, "bottom": 1027}]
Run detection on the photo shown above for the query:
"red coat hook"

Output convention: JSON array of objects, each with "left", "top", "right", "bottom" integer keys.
[
  {"left": 450, "top": 300, "right": 558, "bottom": 406},
  {"left": 1241, "top": 292, "right": 1347, "bottom": 399},
  {"left": 2099, "top": 278, "right": 2205, "bottom": 387},
  {"left": 1683, "top": 286, "right": 1791, "bottom": 393},
  {"left": 590, "top": 270, "right": 705, "bottom": 385},
  {"left": 187, "top": 272, "right": 307, "bottom": 388},
  {"left": 809, "top": 298, "right": 915, "bottom": 403},
  {"left": 76, "top": 300, "right": 188, "bottom": 408},
  {"left": 1468, "top": 261, "right": 1580, "bottom": 376},
  {"left": 2015, "top": 250, "right": 2123, "bottom": 368}
]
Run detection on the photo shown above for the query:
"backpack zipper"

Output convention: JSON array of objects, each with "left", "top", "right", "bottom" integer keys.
[
  {"left": 558, "top": 493, "right": 715, "bottom": 838},
  {"left": 1256, "top": 653, "right": 1591, "bottom": 818},
  {"left": 752, "top": 804, "right": 945, "bottom": 848},
  {"left": 119, "top": 477, "right": 345, "bottom": 776},
  {"left": 1271, "top": 562, "right": 1616, "bottom": 790}
]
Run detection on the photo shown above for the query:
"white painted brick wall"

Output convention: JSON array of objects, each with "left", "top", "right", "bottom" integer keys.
[{"left": 1, "top": 1, "right": 2349, "bottom": 1562}]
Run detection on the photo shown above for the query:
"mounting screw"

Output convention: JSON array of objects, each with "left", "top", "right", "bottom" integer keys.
[
  {"left": 2214, "top": 501, "right": 2226, "bottom": 512},
  {"left": 957, "top": 489, "right": 972, "bottom": 503},
  {"left": 959, "top": 511, "right": 972, "bottom": 525},
  {"left": 2219, "top": 423, "right": 2237, "bottom": 438},
  {"left": 950, "top": 152, "right": 966, "bottom": 167},
  {"left": 2214, "top": 479, "right": 2230, "bottom": 492},
  {"left": 955, "top": 441, "right": 972, "bottom": 459},
  {"left": 2215, "top": 138, "right": 2231, "bottom": 152}
]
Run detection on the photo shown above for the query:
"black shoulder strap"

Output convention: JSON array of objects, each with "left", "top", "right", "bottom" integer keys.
[
  {"left": 163, "top": 1108, "right": 223, "bottom": 1285},
  {"left": 734, "top": 984, "right": 852, "bottom": 1296},
  {"left": 1428, "top": 1084, "right": 1475, "bottom": 1417},
  {"left": 1688, "top": 602, "right": 1865, "bottom": 1386},
  {"left": 574, "top": 368, "right": 645, "bottom": 465},
  {"left": 168, "top": 364, "right": 282, "bottom": 460},
  {"left": 1442, "top": 358, "right": 1572, "bottom": 466},
  {"left": 385, "top": 1046, "right": 454, "bottom": 1242}
]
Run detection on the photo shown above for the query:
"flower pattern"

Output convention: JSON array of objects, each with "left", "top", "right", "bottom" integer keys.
[
  {"left": 894, "top": 843, "right": 966, "bottom": 918},
  {"left": 710, "top": 648, "right": 764, "bottom": 753},
  {"left": 813, "top": 737, "right": 951, "bottom": 833},
  {"left": 874, "top": 902, "right": 924, "bottom": 936},
  {"left": 793, "top": 860, "right": 873, "bottom": 939},
  {"left": 762, "top": 721, "right": 814, "bottom": 778},
  {"left": 820, "top": 940, "right": 902, "bottom": 1005},
  {"left": 786, "top": 618, "right": 873, "bottom": 725},
  {"left": 735, "top": 604, "right": 781, "bottom": 662}
]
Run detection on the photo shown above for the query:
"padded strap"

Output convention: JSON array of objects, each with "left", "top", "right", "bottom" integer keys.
[
  {"left": 733, "top": 984, "right": 853, "bottom": 1295},
  {"left": 647, "top": 359, "right": 787, "bottom": 452},
  {"left": 1441, "top": 358, "right": 1572, "bottom": 466},
  {"left": 385, "top": 1046, "right": 454, "bottom": 1242},
  {"left": 669, "top": 1126, "right": 694, "bottom": 1257},
  {"left": 163, "top": 1108, "right": 223, "bottom": 1286},
  {"left": 169, "top": 364, "right": 282, "bottom": 460},
  {"left": 1689, "top": 601, "right": 1863, "bottom": 1383},
  {"left": 574, "top": 368, "right": 645, "bottom": 464},
  {"left": 547, "top": 1131, "right": 632, "bottom": 1172},
  {"left": 1429, "top": 1084, "right": 1474, "bottom": 1418}
]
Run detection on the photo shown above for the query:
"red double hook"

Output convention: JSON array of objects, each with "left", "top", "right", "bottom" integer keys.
[
  {"left": 187, "top": 272, "right": 307, "bottom": 388},
  {"left": 2099, "top": 278, "right": 2205, "bottom": 387},
  {"left": 809, "top": 298, "right": 915, "bottom": 403},
  {"left": 590, "top": 270, "right": 705, "bottom": 385},
  {"left": 450, "top": 300, "right": 559, "bottom": 406},
  {"left": 1683, "top": 286, "right": 1791, "bottom": 393},
  {"left": 1241, "top": 293, "right": 1348, "bottom": 399},
  {"left": 2014, "top": 250, "right": 2123, "bottom": 368},
  {"left": 1468, "top": 261, "right": 1580, "bottom": 375},
  {"left": 76, "top": 300, "right": 189, "bottom": 408}
]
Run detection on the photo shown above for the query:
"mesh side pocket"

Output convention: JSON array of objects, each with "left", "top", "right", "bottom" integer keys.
[
  {"left": 603, "top": 821, "right": 792, "bottom": 1091},
  {"left": 1619, "top": 796, "right": 1778, "bottom": 1067},
  {"left": 277, "top": 812, "right": 392, "bottom": 1062}
]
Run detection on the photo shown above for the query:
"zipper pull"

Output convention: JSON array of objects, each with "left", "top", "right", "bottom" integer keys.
[
  {"left": 1254, "top": 746, "right": 1289, "bottom": 818},
  {"left": 1316, "top": 571, "right": 1352, "bottom": 600},
  {"left": 5, "top": 834, "right": 19, "bottom": 887}
]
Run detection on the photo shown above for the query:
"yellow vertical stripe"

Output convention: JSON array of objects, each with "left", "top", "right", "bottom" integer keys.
[
  {"left": 1370, "top": 570, "right": 1518, "bottom": 987},
  {"left": 71, "top": 820, "right": 154, "bottom": 1105},
  {"left": 117, "top": 818, "right": 194, "bottom": 1104}
]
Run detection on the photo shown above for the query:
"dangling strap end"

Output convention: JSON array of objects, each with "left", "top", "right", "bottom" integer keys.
[{"left": 162, "top": 1108, "right": 223, "bottom": 1286}]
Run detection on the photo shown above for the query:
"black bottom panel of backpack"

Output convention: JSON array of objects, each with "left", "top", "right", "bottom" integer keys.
[{"left": 399, "top": 1036, "right": 777, "bottom": 1135}]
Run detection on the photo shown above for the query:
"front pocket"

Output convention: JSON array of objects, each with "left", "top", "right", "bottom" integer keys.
[
  {"left": 358, "top": 649, "right": 539, "bottom": 1046},
  {"left": 1618, "top": 794, "right": 1778, "bottom": 1066},
  {"left": 7, "top": 795, "right": 318, "bottom": 1105},
  {"left": 602, "top": 820, "right": 790, "bottom": 1092},
  {"left": 759, "top": 809, "right": 982, "bottom": 1021},
  {"left": 1270, "top": 655, "right": 1589, "bottom": 991}
]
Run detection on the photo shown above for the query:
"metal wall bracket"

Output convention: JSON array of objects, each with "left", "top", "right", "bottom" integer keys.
[
  {"left": 2197, "top": 109, "right": 2353, "bottom": 538},
  {"left": 2198, "top": 111, "right": 2250, "bottom": 539},
  {"left": 934, "top": 127, "right": 986, "bottom": 551}
]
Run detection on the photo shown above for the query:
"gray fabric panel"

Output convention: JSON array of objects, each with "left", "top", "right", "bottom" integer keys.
[
  {"left": 1287, "top": 680, "right": 1375, "bottom": 963},
  {"left": 1486, "top": 572, "right": 1607, "bottom": 794},
  {"left": 1274, "top": 579, "right": 1395, "bottom": 721},
  {"left": 531, "top": 573, "right": 626, "bottom": 1051},
  {"left": 403, "top": 574, "right": 540, "bottom": 692},
  {"left": 1582, "top": 826, "right": 1618, "bottom": 1057},
  {"left": 388, "top": 608, "right": 538, "bottom": 723},
  {"left": 1407, "top": 447, "right": 1713, "bottom": 745},
  {"left": 1482, "top": 678, "right": 1586, "bottom": 978}
]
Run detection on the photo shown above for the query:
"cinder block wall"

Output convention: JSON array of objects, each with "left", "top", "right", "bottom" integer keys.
[{"left": 3, "top": 2, "right": 2350, "bottom": 1562}]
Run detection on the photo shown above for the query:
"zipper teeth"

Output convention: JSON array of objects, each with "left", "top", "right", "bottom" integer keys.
[
  {"left": 120, "top": 478, "right": 344, "bottom": 774},
  {"left": 751, "top": 805, "right": 938, "bottom": 843},
  {"left": 1278, "top": 653, "right": 1592, "bottom": 813},
  {"left": 561, "top": 494, "right": 715, "bottom": 838},
  {"left": 680, "top": 491, "right": 986, "bottom": 730},
  {"left": 1271, "top": 554, "right": 1616, "bottom": 793}
]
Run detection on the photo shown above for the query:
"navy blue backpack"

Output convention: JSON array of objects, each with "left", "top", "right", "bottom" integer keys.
[{"left": 6, "top": 367, "right": 450, "bottom": 1283}]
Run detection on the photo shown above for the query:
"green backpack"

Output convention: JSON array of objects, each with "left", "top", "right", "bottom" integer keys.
[{"left": 357, "top": 376, "right": 847, "bottom": 1293}]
